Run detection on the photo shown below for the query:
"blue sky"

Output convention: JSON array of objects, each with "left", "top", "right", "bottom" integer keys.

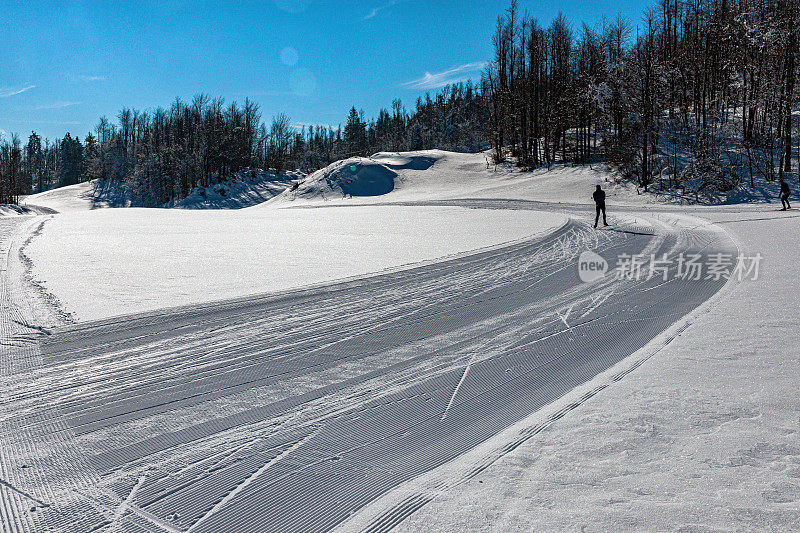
[{"left": 1, "top": 0, "right": 645, "bottom": 141}]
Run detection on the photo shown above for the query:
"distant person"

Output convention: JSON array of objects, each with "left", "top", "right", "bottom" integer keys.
[
  {"left": 779, "top": 178, "right": 792, "bottom": 210},
  {"left": 593, "top": 184, "right": 608, "bottom": 228}
]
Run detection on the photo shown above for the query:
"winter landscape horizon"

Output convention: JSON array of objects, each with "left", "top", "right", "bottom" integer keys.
[{"left": 1, "top": 1, "right": 799, "bottom": 532}]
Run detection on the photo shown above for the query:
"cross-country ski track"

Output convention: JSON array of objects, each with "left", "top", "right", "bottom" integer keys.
[{"left": 0, "top": 199, "right": 737, "bottom": 532}]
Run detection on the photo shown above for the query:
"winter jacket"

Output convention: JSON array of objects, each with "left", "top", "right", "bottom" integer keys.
[{"left": 593, "top": 189, "right": 606, "bottom": 205}]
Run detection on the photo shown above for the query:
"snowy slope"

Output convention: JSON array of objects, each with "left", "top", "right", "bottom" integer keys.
[
  {"left": 271, "top": 150, "right": 648, "bottom": 207},
  {"left": 170, "top": 170, "right": 298, "bottom": 209},
  {"left": 20, "top": 181, "right": 103, "bottom": 213}
]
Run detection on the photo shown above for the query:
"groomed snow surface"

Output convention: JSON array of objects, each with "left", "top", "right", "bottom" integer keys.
[
  {"left": 345, "top": 208, "right": 800, "bottom": 533},
  {"left": 26, "top": 205, "right": 565, "bottom": 321},
  {"left": 7, "top": 150, "right": 799, "bottom": 532}
]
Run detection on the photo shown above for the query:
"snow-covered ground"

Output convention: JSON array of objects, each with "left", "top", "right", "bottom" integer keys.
[
  {"left": 5, "top": 150, "right": 799, "bottom": 532},
  {"left": 339, "top": 207, "right": 800, "bottom": 533},
  {"left": 25, "top": 205, "right": 564, "bottom": 321},
  {"left": 25, "top": 150, "right": 644, "bottom": 322},
  {"left": 23, "top": 155, "right": 592, "bottom": 321},
  {"left": 2, "top": 200, "right": 737, "bottom": 533}
]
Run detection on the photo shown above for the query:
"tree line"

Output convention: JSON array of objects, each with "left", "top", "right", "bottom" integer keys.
[
  {"left": 484, "top": 0, "right": 800, "bottom": 194},
  {"left": 0, "top": 81, "right": 484, "bottom": 206},
  {"left": 5, "top": 0, "right": 796, "bottom": 205}
]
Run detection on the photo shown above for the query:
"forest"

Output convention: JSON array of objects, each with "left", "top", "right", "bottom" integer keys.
[
  {"left": 1, "top": 0, "right": 799, "bottom": 205},
  {"left": 483, "top": 0, "right": 800, "bottom": 195},
  {"left": 0, "top": 84, "right": 483, "bottom": 206}
]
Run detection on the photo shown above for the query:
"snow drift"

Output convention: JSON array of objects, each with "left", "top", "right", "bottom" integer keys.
[
  {"left": 170, "top": 170, "right": 298, "bottom": 209},
  {"left": 20, "top": 181, "right": 105, "bottom": 213},
  {"left": 292, "top": 158, "right": 397, "bottom": 199}
]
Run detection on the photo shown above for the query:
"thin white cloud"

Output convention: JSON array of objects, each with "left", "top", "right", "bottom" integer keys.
[
  {"left": 403, "top": 62, "right": 488, "bottom": 90},
  {"left": 32, "top": 101, "right": 82, "bottom": 110},
  {"left": 274, "top": 0, "right": 308, "bottom": 14},
  {"left": 0, "top": 85, "right": 36, "bottom": 98},
  {"left": 66, "top": 74, "right": 106, "bottom": 83},
  {"left": 363, "top": 0, "right": 398, "bottom": 20}
]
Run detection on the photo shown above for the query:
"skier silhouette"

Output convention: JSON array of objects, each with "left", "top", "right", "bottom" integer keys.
[
  {"left": 593, "top": 184, "right": 608, "bottom": 228},
  {"left": 779, "top": 178, "right": 792, "bottom": 210}
]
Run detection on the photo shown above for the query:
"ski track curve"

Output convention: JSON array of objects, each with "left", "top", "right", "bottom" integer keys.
[{"left": 0, "top": 199, "right": 737, "bottom": 532}]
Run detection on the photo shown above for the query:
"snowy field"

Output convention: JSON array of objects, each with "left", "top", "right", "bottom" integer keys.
[
  {"left": 22, "top": 152, "right": 607, "bottom": 321},
  {"left": 25, "top": 205, "right": 564, "bottom": 321},
  {"left": 3, "top": 151, "right": 798, "bottom": 532}
]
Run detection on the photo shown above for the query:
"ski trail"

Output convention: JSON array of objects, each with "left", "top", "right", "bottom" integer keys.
[
  {"left": 580, "top": 289, "right": 614, "bottom": 318},
  {"left": 186, "top": 427, "right": 321, "bottom": 532},
  {"left": 169, "top": 437, "right": 264, "bottom": 480},
  {"left": 81, "top": 489, "right": 182, "bottom": 533},
  {"left": 2, "top": 204, "right": 737, "bottom": 532},
  {"left": 441, "top": 353, "right": 477, "bottom": 421},
  {"left": 110, "top": 474, "right": 147, "bottom": 531},
  {"left": 0, "top": 217, "right": 106, "bottom": 532},
  {"left": 0, "top": 477, "right": 50, "bottom": 508},
  {"left": 555, "top": 304, "right": 574, "bottom": 330}
]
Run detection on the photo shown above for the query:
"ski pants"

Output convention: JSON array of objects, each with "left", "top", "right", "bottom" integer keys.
[{"left": 594, "top": 203, "right": 607, "bottom": 227}]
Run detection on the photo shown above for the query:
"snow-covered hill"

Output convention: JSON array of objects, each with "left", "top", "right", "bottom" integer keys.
[
  {"left": 20, "top": 171, "right": 297, "bottom": 214},
  {"left": 20, "top": 181, "right": 102, "bottom": 213},
  {"left": 20, "top": 150, "right": 730, "bottom": 217},
  {"left": 287, "top": 157, "right": 398, "bottom": 200},
  {"left": 271, "top": 150, "right": 647, "bottom": 207},
  {"left": 169, "top": 170, "right": 299, "bottom": 209}
]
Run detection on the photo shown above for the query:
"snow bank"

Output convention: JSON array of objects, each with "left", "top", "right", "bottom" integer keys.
[
  {"left": 290, "top": 157, "right": 397, "bottom": 200},
  {"left": 26, "top": 206, "right": 566, "bottom": 321},
  {"left": 170, "top": 170, "right": 298, "bottom": 209},
  {"left": 21, "top": 181, "right": 103, "bottom": 213}
]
